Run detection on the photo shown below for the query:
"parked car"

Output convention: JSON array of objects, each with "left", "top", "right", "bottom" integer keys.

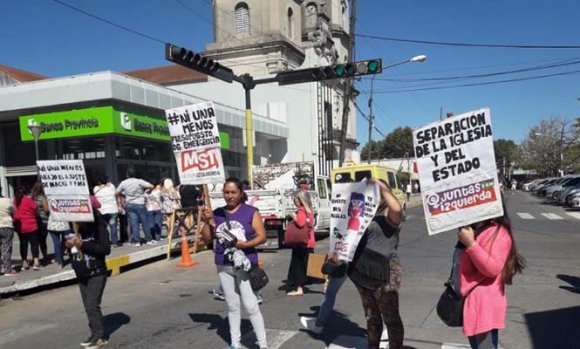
[
  {"left": 570, "top": 192, "right": 580, "bottom": 208},
  {"left": 523, "top": 178, "right": 542, "bottom": 191},
  {"left": 563, "top": 186, "right": 580, "bottom": 206},
  {"left": 545, "top": 176, "right": 580, "bottom": 200},
  {"left": 528, "top": 178, "right": 551, "bottom": 193},
  {"left": 533, "top": 178, "right": 557, "bottom": 196},
  {"left": 554, "top": 178, "right": 580, "bottom": 203}
]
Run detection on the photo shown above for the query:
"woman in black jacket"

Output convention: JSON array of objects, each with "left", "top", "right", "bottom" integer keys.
[{"left": 66, "top": 211, "right": 111, "bottom": 349}]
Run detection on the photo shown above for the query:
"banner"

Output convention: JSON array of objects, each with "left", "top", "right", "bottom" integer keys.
[
  {"left": 413, "top": 108, "right": 503, "bottom": 235},
  {"left": 165, "top": 102, "right": 225, "bottom": 184},
  {"left": 329, "top": 180, "right": 380, "bottom": 261},
  {"left": 37, "top": 160, "right": 94, "bottom": 222}
]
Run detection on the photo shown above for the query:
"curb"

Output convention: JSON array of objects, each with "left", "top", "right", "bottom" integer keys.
[{"left": 0, "top": 236, "right": 203, "bottom": 297}]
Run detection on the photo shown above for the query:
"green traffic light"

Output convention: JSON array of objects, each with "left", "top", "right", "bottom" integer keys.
[
  {"left": 367, "top": 60, "right": 380, "bottom": 73},
  {"left": 334, "top": 65, "right": 345, "bottom": 77}
]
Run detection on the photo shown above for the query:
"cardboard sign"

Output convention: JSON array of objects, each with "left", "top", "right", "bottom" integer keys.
[
  {"left": 165, "top": 102, "right": 225, "bottom": 184},
  {"left": 412, "top": 108, "right": 503, "bottom": 235},
  {"left": 37, "top": 160, "right": 93, "bottom": 222},
  {"left": 329, "top": 181, "right": 380, "bottom": 261}
]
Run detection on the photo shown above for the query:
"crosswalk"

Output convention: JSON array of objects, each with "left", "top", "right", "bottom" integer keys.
[{"left": 516, "top": 212, "right": 580, "bottom": 220}]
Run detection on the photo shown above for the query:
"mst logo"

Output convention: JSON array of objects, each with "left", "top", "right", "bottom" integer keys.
[{"left": 180, "top": 148, "right": 220, "bottom": 172}]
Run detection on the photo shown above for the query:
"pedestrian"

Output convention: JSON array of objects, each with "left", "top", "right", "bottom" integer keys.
[
  {"left": 67, "top": 210, "right": 111, "bottom": 349},
  {"left": 47, "top": 213, "right": 71, "bottom": 269},
  {"left": 13, "top": 186, "right": 41, "bottom": 271},
  {"left": 286, "top": 189, "right": 315, "bottom": 296},
  {"left": 300, "top": 253, "right": 348, "bottom": 333},
  {"left": 116, "top": 168, "right": 154, "bottom": 246},
  {"left": 200, "top": 177, "right": 268, "bottom": 349},
  {"left": 406, "top": 181, "right": 412, "bottom": 201},
  {"left": 145, "top": 180, "right": 163, "bottom": 241},
  {"left": 94, "top": 177, "right": 121, "bottom": 247},
  {"left": 30, "top": 182, "right": 50, "bottom": 264},
  {"left": 117, "top": 194, "right": 129, "bottom": 244},
  {"left": 348, "top": 178, "right": 404, "bottom": 349},
  {"left": 456, "top": 203, "right": 525, "bottom": 349},
  {"left": 160, "top": 178, "right": 180, "bottom": 238},
  {"left": 0, "top": 188, "right": 18, "bottom": 276}
]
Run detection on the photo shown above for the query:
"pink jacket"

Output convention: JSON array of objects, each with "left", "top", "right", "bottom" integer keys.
[
  {"left": 460, "top": 222, "right": 512, "bottom": 336},
  {"left": 295, "top": 207, "right": 315, "bottom": 249}
]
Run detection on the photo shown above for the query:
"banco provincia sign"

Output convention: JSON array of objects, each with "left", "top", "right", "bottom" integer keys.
[{"left": 19, "top": 106, "right": 230, "bottom": 149}]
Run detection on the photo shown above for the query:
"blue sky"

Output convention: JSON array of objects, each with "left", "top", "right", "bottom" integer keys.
[{"left": 2, "top": 0, "right": 579, "bottom": 147}]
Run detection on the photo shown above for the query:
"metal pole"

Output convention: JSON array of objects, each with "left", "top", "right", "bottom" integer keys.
[
  {"left": 245, "top": 87, "right": 253, "bottom": 188},
  {"left": 34, "top": 137, "right": 40, "bottom": 179},
  {"left": 367, "top": 75, "right": 376, "bottom": 164}
]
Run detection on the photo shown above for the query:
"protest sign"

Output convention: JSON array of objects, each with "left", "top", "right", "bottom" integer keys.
[
  {"left": 165, "top": 102, "right": 225, "bottom": 184},
  {"left": 37, "top": 160, "right": 93, "bottom": 222},
  {"left": 412, "top": 108, "right": 503, "bottom": 235},
  {"left": 329, "top": 180, "right": 380, "bottom": 261}
]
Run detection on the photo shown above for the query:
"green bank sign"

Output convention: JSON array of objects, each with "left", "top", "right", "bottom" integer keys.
[{"left": 19, "top": 106, "right": 230, "bottom": 149}]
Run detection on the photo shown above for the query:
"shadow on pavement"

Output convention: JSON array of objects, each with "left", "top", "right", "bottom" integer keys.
[
  {"left": 556, "top": 274, "right": 580, "bottom": 294},
  {"left": 299, "top": 306, "right": 367, "bottom": 346},
  {"left": 524, "top": 306, "right": 580, "bottom": 348},
  {"left": 105, "top": 312, "right": 131, "bottom": 337},
  {"left": 189, "top": 312, "right": 253, "bottom": 346}
]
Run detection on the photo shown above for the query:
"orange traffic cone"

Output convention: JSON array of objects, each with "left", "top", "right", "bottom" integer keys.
[{"left": 176, "top": 230, "right": 198, "bottom": 268}]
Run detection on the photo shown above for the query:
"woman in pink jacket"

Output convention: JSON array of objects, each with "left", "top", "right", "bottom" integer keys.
[{"left": 457, "top": 210, "right": 525, "bottom": 349}]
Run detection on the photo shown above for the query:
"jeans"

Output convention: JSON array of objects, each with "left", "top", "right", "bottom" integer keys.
[
  {"left": 49, "top": 230, "right": 71, "bottom": 266},
  {"left": 0, "top": 227, "right": 14, "bottom": 273},
  {"left": 316, "top": 274, "right": 347, "bottom": 326},
  {"left": 125, "top": 204, "right": 151, "bottom": 243},
  {"left": 147, "top": 210, "right": 162, "bottom": 241},
  {"left": 469, "top": 329, "right": 499, "bottom": 349},
  {"left": 79, "top": 274, "right": 107, "bottom": 339},
  {"left": 101, "top": 213, "right": 119, "bottom": 245},
  {"left": 217, "top": 265, "right": 267, "bottom": 348}
]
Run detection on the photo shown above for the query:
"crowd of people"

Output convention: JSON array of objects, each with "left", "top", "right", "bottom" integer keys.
[{"left": 0, "top": 168, "right": 196, "bottom": 276}]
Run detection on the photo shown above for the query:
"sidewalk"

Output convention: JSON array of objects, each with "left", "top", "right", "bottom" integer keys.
[{"left": 0, "top": 236, "right": 201, "bottom": 297}]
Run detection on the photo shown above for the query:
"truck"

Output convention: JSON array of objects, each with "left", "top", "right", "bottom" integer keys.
[{"left": 209, "top": 161, "right": 331, "bottom": 249}]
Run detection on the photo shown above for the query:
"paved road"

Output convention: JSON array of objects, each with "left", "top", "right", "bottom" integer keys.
[{"left": 0, "top": 191, "right": 578, "bottom": 349}]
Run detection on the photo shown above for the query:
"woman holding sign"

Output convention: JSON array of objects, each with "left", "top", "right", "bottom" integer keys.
[
  {"left": 457, "top": 208, "right": 525, "bottom": 348},
  {"left": 348, "top": 178, "right": 404, "bottom": 349},
  {"left": 200, "top": 177, "right": 268, "bottom": 349}
]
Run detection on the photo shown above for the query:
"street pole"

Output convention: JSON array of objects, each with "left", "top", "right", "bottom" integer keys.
[
  {"left": 28, "top": 124, "right": 45, "bottom": 179},
  {"left": 245, "top": 87, "right": 253, "bottom": 188},
  {"left": 367, "top": 74, "right": 376, "bottom": 164}
]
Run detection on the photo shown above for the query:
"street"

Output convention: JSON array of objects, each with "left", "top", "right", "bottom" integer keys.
[{"left": 0, "top": 191, "right": 578, "bottom": 349}]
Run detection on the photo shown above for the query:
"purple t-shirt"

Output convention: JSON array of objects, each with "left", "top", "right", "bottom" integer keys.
[{"left": 213, "top": 204, "right": 259, "bottom": 266}]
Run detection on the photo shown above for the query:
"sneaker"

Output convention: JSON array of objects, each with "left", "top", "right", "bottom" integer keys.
[
  {"left": 300, "top": 316, "right": 323, "bottom": 334},
  {"left": 80, "top": 336, "right": 96, "bottom": 347},
  {"left": 256, "top": 293, "right": 263, "bottom": 305},
  {"left": 213, "top": 289, "right": 226, "bottom": 301},
  {"left": 146, "top": 240, "right": 158, "bottom": 245},
  {"left": 4, "top": 270, "right": 19, "bottom": 276},
  {"left": 132, "top": 243, "right": 142, "bottom": 247},
  {"left": 286, "top": 287, "right": 303, "bottom": 296},
  {"left": 32, "top": 264, "right": 42, "bottom": 271},
  {"left": 86, "top": 338, "right": 108, "bottom": 349}
]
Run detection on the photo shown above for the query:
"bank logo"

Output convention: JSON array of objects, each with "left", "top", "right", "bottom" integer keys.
[{"left": 120, "top": 112, "right": 132, "bottom": 131}]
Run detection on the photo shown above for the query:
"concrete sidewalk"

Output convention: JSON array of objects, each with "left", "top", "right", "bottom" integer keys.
[{"left": 0, "top": 235, "right": 202, "bottom": 297}]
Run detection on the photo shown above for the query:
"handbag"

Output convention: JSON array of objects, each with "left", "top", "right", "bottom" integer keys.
[
  {"left": 247, "top": 264, "right": 269, "bottom": 291},
  {"left": 71, "top": 254, "right": 98, "bottom": 280},
  {"left": 321, "top": 260, "right": 347, "bottom": 278},
  {"left": 284, "top": 211, "right": 312, "bottom": 246}
]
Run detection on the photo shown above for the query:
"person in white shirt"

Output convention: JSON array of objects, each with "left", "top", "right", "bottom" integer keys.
[
  {"left": 94, "top": 177, "right": 121, "bottom": 247},
  {"left": 146, "top": 180, "right": 163, "bottom": 241},
  {"left": 116, "top": 169, "right": 154, "bottom": 246}
]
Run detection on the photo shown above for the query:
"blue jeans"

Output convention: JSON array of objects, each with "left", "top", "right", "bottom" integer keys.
[
  {"left": 469, "top": 329, "right": 499, "bottom": 349},
  {"left": 147, "top": 210, "right": 162, "bottom": 240},
  {"left": 125, "top": 203, "right": 152, "bottom": 243},
  {"left": 316, "top": 274, "right": 347, "bottom": 326},
  {"left": 102, "top": 213, "right": 119, "bottom": 245},
  {"left": 49, "top": 230, "right": 71, "bottom": 266}
]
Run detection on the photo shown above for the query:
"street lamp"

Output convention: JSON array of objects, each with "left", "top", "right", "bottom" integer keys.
[
  {"left": 367, "top": 55, "right": 427, "bottom": 163},
  {"left": 28, "top": 123, "right": 45, "bottom": 178}
]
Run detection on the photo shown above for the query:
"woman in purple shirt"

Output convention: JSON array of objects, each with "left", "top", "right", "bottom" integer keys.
[{"left": 201, "top": 178, "right": 268, "bottom": 349}]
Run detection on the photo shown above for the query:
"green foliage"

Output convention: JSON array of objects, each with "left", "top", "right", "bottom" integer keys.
[{"left": 361, "top": 127, "right": 414, "bottom": 161}]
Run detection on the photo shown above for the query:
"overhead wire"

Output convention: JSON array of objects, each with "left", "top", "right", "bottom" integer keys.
[{"left": 357, "top": 33, "right": 580, "bottom": 49}]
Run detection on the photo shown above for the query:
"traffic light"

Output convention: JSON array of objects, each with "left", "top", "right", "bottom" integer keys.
[
  {"left": 276, "top": 59, "right": 382, "bottom": 85},
  {"left": 165, "top": 43, "right": 235, "bottom": 83}
]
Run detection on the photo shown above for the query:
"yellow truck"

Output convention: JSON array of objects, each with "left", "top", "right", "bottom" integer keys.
[{"left": 330, "top": 163, "right": 408, "bottom": 220}]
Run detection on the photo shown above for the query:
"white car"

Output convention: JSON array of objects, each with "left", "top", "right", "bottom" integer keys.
[{"left": 570, "top": 192, "right": 580, "bottom": 208}]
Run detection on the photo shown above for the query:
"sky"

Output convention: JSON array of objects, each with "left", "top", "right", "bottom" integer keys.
[{"left": 1, "top": 0, "right": 579, "bottom": 148}]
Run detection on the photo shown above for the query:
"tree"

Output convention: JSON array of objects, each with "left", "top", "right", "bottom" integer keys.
[
  {"left": 493, "top": 139, "right": 521, "bottom": 179},
  {"left": 361, "top": 126, "right": 414, "bottom": 161},
  {"left": 521, "top": 116, "right": 576, "bottom": 176}
]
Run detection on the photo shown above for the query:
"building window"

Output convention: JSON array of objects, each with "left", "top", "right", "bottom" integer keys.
[
  {"left": 235, "top": 3, "right": 250, "bottom": 34},
  {"left": 287, "top": 8, "right": 294, "bottom": 39},
  {"left": 306, "top": 2, "right": 317, "bottom": 28}
]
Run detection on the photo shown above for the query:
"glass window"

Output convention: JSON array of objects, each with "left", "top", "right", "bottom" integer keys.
[
  {"left": 287, "top": 8, "right": 294, "bottom": 39},
  {"left": 235, "top": 3, "right": 250, "bottom": 34},
  {"left": 317, "top": 178, "right": 327, "bottom": 198},
  {"left": 334, "top": 172, "right": 351, "bottom": 183},
  {"left": 387, "top": 171, "right": 398, "bottom": 189},
  {"left": 355, "top": 171, "right": 372, "bottom": 182}
]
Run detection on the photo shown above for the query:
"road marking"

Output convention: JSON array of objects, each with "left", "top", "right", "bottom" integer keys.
[
  {"left": 240, "top": 329, "right": 298, "bottom": 349},
  {"left": 327, "top": 330, "right": 389, "bottom": 349},
  {"left": 566, "top": 212, "right": 580, "bottom": 219},
  {"left": 541, "top": 213, "right": 564, "bottom": 220},
  {"left": 441, "top": 344, "right": 471, "bottom": 349},
  {"left": 517, "top": 212, "right": 535, "bottom": 219}
]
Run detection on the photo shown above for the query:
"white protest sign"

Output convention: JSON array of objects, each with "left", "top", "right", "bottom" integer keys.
[
  {"left": 329, "top": 180, "right": 380, "bottom": 261},
  {"left": 412, "top": 108, "right": 503, "bottom": 235},
  {"left": 165, "top": 102, "right": 225, "bottom": 184},
  {"left": 37, "top": 160, "right": 94, "bottom": 222}
]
